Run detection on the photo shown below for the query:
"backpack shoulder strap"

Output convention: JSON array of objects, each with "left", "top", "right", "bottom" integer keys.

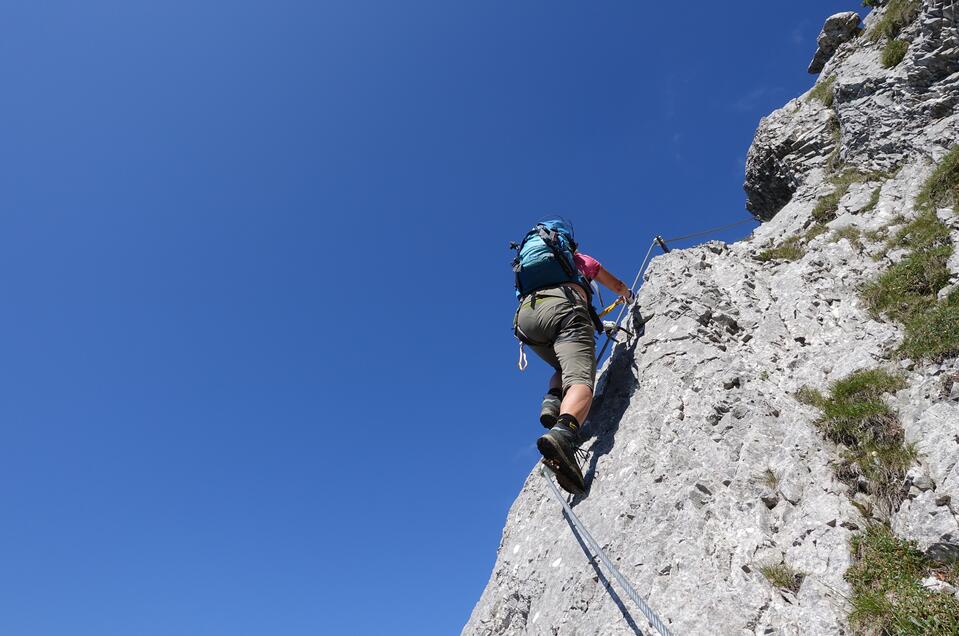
[{"left": 536, "top": 226, "right": 577, "bottom": 278}]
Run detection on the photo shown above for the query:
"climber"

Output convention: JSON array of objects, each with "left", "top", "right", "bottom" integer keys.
[{"left": 511, "top": 218, "right": 632, "bottom": 495}]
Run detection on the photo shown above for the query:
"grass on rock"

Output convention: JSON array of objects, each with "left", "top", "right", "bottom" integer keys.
[
  {"left": 759, "top": 563, "right": 805, "bottom": 593},
  {"left": 881, "top": 39, "right": 909, "bottom": 68},
  {"left": 916, "top": 146, "right": 959, "bottom": 213},
  {"left": 810, "top": 75, "right": 837, "bottom": 107},
  {"left": 868, "top": 0, "right": 921, "bottom": 42},
  {"left": 812, "top": 169, "right": 889, "bottom": 223},
  {"left": 863, "top": 186, "right": 882, "bottom": 213},
  {"left": 861, "top": 147, "right": 959, "bottom": 360},
  {"left": 757, "top": 236, "right": 804, "bottom": 263},
  {"left": 795, "top": 369, "right": 913, "bottom": 514},
  {"left": 830, "top": 226, "right": 864, "bottom": 248},
  {"left": 847, "top": 524, "right": 959, "bottom": 635}
]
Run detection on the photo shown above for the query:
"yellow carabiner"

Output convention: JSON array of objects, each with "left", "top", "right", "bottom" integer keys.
[{"left": 598, "top": 297, "right": 624, "bottom": 319}]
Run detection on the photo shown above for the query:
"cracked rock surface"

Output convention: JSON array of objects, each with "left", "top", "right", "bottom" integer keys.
[
  {"left": 746, "top": 0, "right": 959, "bottom": 221},
  {"left": 465, "top": 3, "right": 959, "bottom": 635}
]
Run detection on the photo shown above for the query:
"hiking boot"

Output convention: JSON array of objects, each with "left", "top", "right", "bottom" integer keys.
[
  {"left": 537, "top": 420, "right": 585, "bottom": 495},
  {"left": 539, "top": 392, "right": 561, "bottom": 429}
]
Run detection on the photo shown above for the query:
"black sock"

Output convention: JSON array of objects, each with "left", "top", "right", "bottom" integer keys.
[
  {"left": 547, "top": 387, "right": 563, "bottom": 399},
  {"left": 556, "top": 413, "right": 580, "bottom": 431}
]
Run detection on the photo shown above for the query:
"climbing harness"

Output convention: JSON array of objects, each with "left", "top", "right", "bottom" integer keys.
[{"left": 540, "top": 467, "right": 675, "bottom": 636}]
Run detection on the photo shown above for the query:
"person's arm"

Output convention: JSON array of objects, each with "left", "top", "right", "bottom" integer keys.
[{"left": 595, "top": 267, "right": 632, "bottom": 303}]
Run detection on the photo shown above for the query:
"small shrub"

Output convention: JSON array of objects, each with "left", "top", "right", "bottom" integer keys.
[
  {"left": 847, "top": 524, "right": 959, "bottom": 635},
  {"left": 881, "top": 39, "right": 909, "bottom": 67},
  {"left": 868, "top": 0, "right": 921, "bottom": 42},
  {"left": 760, "top": 563, "right": 805, "bottom": 592},
  {"left": 809, "top": 75, "right": 837, "bottom": 107}
]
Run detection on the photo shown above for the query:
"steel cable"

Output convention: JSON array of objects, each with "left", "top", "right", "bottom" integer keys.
[{"left": 540, "top": 468, "right": 675, "bottom": 636}]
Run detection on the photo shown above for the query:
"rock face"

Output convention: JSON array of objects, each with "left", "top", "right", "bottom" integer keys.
[
  {"left": 808, "top": 12, "right": 862, "bottom": 74},
  {"left": 746, "top": 0, "right": 959, "bottom": 221},
  {"left": 466, "top": 3, "right": 959, "bottom": 635}
]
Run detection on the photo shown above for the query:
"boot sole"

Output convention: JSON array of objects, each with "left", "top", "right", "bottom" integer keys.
[{"left": 537, "top": 435, "right": 585, "bottom": 495}]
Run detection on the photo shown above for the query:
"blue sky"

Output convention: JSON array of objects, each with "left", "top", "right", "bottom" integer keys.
[{"left": 1, "top": 2, "right": 864, "bottom": 634}]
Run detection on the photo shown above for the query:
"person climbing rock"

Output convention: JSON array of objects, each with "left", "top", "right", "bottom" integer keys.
[{"left": 511, "top": 218, "right": 632, "bottom": 495}]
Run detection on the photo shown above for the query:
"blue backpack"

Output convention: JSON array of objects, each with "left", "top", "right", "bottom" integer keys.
[{"left": 511, "top": 218, "right": 590, "bottom": 299}]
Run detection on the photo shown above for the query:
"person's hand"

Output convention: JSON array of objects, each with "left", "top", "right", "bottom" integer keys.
[{"left": 620, "top": 289, "right": 634, "bottom": 305}]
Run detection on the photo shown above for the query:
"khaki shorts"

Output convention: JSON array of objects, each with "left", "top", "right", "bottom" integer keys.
[{"left": 515, "top": 286, "right": 597, "bottom": 392}]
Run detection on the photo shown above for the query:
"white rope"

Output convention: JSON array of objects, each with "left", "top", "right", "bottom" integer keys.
[{"left": 540, "top": 468, "right": 675, "bottom": 636}]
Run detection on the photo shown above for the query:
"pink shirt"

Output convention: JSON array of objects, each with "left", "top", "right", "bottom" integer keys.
[{"left": 574, "top": 252, "right": 602, "bottom": 280}]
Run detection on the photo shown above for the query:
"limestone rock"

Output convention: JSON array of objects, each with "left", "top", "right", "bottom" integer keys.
[
  {"left": 744, "top": 98, "right": 835, "bottom": 220},
  {"left": 808, "top": 12, "right": 863, "bottom": 74}
]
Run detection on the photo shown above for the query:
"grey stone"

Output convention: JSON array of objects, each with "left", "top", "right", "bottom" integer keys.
[
  {"left": 927, "top": 542, "right": 959, "bottom": 565},
  {"left": 808, "top": 12, "right": 863, "bottom": 74},
  {"left": 921, "top": 576, "right": 957, "bottom": 594}
]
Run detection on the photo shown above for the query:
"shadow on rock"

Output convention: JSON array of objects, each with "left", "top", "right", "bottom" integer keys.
[
  {"left": 573, "top": 335, "right": 641, "bottom": 504},
  {"left": 564, "top": 509, "right": 647, "bottom": 636}
]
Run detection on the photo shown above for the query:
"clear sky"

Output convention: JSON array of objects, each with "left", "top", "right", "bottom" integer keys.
[{"left": 1, "top": 2, "right": 865, "bottom": 634}]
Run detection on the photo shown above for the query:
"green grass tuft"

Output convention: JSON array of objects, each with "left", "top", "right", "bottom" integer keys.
[
  {"left": 863, "top": 186, "right": 882, "bottom": 213},
  {"left": 813, "top": 188, "right": 847, "bottom": 223},
  {"left": 759, "top": 563, "right": 805, "bottom": 593},
  {"left": 805, "top": 223, "right": 829, "bottom": 242},
  {"left": 757, "top": 236, "right": 804, "bottom": 263},
  {"left": 862, "top": 206, "right": 959, "bottom": 360},
  {"left": 809, "top": 75, "right": 837, "bottom": 107},
  {"left": 862, "top": 148, "right": 959, "bottom": 360},
  {"left": 796, "top": 386, "right": 826, "bottom": 407},
  {"left": 916, "top": 146, "right": 959, "bottom": 213},
  {"left": 901, "top": 291, "right": 959, "bottom": 360},
  {"left": 868, "top": 0, "right": 921, "bottom": 42},
  {"left": 881, "top": 39, "right": 910, "bottom": 67},
  {"left": 830, "top": 226, "right": 863, "bottom": 248},
  {"left": 800, "top": 369, "right": 911, "bottom": 513},
  {"left": 812, "top": 170, "right": 890, "bottom": 223},
  {"left": 847, "top": 524, "right": 959, "bottom": 635}
]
